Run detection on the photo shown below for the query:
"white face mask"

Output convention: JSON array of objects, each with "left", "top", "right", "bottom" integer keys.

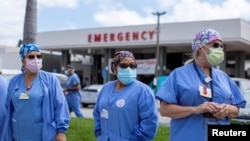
[{"left": 25, "top": 58, "right": 42, "bottom": 73}]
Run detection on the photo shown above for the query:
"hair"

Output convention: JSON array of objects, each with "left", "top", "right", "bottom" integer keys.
[{"left": 184, "top": 51, "right": 197, "bottom": 65}]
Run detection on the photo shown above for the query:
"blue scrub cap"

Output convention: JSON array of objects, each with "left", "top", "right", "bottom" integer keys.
[
  {"left": 19, "top": 43, "right": 40, "bottom": 60},
  {"left": 191, "top": 28, "right": 222, "bottom": 52}
]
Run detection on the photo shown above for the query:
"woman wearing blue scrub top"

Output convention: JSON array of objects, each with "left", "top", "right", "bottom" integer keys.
[
  {"left": 156, "top": 28, "right": 246, "bottom": 141},
  {"left": 1, "top": 44, "right": 70, "bottom": 141},
  {"left": 93, "top": 51, "right": 159, "bottom": 141},
  {"left": 0, "top": 75, "right": 7, "bottom": 137}
]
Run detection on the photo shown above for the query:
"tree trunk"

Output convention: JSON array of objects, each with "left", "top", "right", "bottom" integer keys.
[{"left": 23, "top": 0, "right": 37, "bottom": 44}]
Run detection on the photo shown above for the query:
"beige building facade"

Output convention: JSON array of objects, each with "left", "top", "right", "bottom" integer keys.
[{"left": 35, "top": 18, "right": 250, "bottom": 84}]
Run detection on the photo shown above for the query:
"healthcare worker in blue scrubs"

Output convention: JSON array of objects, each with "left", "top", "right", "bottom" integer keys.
[
  {"left": 1, "top": 43, "right": 70, "bottom": 141},
  {"left": 63, "top": 65, "right": 84, "bottom": 117},
  {"left": 0, "top": 75, "right": 7, "bottom": 137},
  {"left": 93, "top": 51, "right": 159, "bottom": 141},
  {"left": 156, "top": 28, "right": 246, "bottom": 141}
]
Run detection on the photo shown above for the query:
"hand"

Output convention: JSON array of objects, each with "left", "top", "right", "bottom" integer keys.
[
  {"left": 194, "top": 102, "right": 221, "bottom": 114},
  {"left": 212, "top": 104, "right": 229, "bottom": 119},
  {"left": 63, "top": 88, "right": 67, "bottom": 93},
  {"left": 56, "top": 133, "right": 67, "bottom": 141}
]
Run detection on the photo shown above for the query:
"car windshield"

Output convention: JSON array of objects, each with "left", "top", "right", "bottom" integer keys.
[
  {"left": 233, "top": 78, "right": 250, "bottom": 92},
  {"left": 243, "top": 91, "right": 250, "bottom": 108},
  {"left": 51, "top": 73, "right": 68, "bottom": 88},
  {"left": 1, "top": 69, "right": 22, "bottom": 83},
  {"left": 2, "top": 74, "right": 15, "bottom": 82}
]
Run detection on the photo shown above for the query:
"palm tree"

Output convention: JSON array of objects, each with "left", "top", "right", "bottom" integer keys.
[
  {"left": 23, "top": 0, "right": 37, "bottom": 44},
  {"left": 17, "top": 39, "right": 23, "bottom": 47}
]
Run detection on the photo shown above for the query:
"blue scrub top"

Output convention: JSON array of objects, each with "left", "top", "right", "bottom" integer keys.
[
  {"left": 93, "top": 80, "right": 159, "bottom": 141},
  {"left": 65, "top": 73, "right": 81, "bottom": 95},
  {"left": 0, "top": 76, "right": 7, "bottom": 137},
  {"left": 11, "top": 74, "right": 43, "bottom": 141},
  {"left": 1, "top": 71, "right": 70, "bottom": 141},
  {"left": 156, "top": 63, "right": 246, "bottom": 141}
]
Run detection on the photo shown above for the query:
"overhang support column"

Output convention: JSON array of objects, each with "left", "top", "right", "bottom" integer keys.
[
  {"left": 104, "top": 48, "right": 115, "bottom": 83},
  {"left": 235, "top": 51, "right": 245, "bottom": 78},
  {"left": 159, "top": 47, "right": 167, "bottom": 76},
  {"left": 61, "top": 50, "right": 70, "bottom": 72}
]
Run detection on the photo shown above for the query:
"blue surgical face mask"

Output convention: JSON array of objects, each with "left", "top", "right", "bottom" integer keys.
[
  {"left": 64, "top": 70, "right": 69, "bottom": 75},
  {"left": 117, "top": 68, "right": 137, "bottom": 85}
]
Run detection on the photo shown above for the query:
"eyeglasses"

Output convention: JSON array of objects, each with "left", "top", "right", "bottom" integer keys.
[
  {"left": 118, "top": 63, "right": 137, "bottom": 69},
  {"left": 212, "top": 42, "right": 224, "bottom": 49},
  {"left": 27, "top": 54, "right": 43, "bottom": 59}
]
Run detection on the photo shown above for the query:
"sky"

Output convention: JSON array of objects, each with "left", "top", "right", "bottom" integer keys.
[{"left": 0, "top": 0, "right": 250, "bottom": 47}]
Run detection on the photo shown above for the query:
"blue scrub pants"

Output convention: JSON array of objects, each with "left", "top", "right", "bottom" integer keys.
[{"left": 65, "top": 93, "right": 84, "bottom": 117}]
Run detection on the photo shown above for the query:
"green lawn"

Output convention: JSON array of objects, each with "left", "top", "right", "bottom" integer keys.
[{"left": 66, "top": 117, "right": 170, "bottom": 141}]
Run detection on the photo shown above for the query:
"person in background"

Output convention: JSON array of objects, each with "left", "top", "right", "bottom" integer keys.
[
  {"left": 0, "top": 75, "right": 7, "bottom": 138},
  {"left": 156, "top": 28, "right": 246, "bottom": 141},
  {"left": 93, "top": 51, "right": 159, "bottom": 141},
  {"left": 1, "top": 43, "right": 70, "bottom": 141},
  {"left": 63, "top": 65, "right": 84, "bottom": 117},
  {"left": 81, "top": 81, "right": 87, "bottom": 89}
]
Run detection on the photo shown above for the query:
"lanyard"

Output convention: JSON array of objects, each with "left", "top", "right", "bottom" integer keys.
[{"left": 193, "top": 62, "right": 214, "bottom": 101}]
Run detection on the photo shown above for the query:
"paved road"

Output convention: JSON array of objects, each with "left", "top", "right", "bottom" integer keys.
[{"left": 71, "top": 106, "right": 171, "bottom": 126}]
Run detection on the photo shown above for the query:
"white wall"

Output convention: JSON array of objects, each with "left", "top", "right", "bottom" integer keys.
[{"left": 0, "top": 46, "right": 22, "bottom": 70}]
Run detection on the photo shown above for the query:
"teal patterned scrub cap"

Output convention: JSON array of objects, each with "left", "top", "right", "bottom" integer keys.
[
  {"left": 191, "top": 28, "right": 222, "bottom": 52},
  {"left": 19, "top": 43, "right": 40, "bottom": 60}
]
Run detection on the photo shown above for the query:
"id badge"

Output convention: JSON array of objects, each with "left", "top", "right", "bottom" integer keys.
[
  {"left": 101, "top": 109, "right": 109, "bottom": 119},
  {"left": 19, "top": 93, "right": 29, "bottom": 99},
  {"left": 199, "top": 85, "right": 212, "bottom": 98}
]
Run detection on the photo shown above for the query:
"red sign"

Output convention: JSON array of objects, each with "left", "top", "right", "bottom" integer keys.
[
  {"left": 88, "top": 30, "right": 155, "bottom": 43},
  {"left": 108, "top": 58, "right": 156, "bottom": 74}
]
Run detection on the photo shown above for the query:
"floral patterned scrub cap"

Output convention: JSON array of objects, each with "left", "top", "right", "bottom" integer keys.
[
  {"left": 111, "top": 51, "right": 135, "bottom": 73},
  {"left": 19, "top": 43, "right": 40, "bottom": 60},
  {"left": 191, "top": 28, "right": 222, "bottom": 52}
]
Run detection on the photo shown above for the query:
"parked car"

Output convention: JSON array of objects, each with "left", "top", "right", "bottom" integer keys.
[
  {"left": 232, "top": 78, "right": 250, "bottom": 94},
  {"left": 80, "top": 84, "right": 104, "bottom": 107},
  {"left": 1, "top": 69, "right": 22, "bottom": 83},
  {"left": 1, "top": 69, "right": 67, "bottom": 88},
  {"left": 230, "top": 78, "right": 250, "bottom": 125},
  {"left": 51, "top": 72, "right": 68, "bottom": 88}
]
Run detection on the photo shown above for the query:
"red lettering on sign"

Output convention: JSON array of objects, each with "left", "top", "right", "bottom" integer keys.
[
  {"left": 110, "top": 33, "right": 115, "bottom": 41},
  {"left": 94, "top": 34, "right": 101, "bottom": 42},
  {"left": 145, "top": 60, "right": 155, "bottom": 64},
  {"left": 133, "top": 32, "right": 139, "bottom": 40},
  {"left": 87, "top": 30, "right": 155, "bottom": 43},
  {"left": 141, "top": 31, "right": 146, "bottom": 40},
  {"left": 88, "top": 34, "right": 92, "bottom": 43},
  {"left": 148, "top": 31, "right": 154, "bottom": 39},
  {"left": 136, "top": 61, "right": 145, "bottom": 64},
  {"left": 103, "top": 33, "right": 108, "bottom": 42},
  {"left": 117, "top": 32, "right": 123, "bottom": 41},
  {"left": 125, "top": 32, "right": 130, "bottom": 41}
]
